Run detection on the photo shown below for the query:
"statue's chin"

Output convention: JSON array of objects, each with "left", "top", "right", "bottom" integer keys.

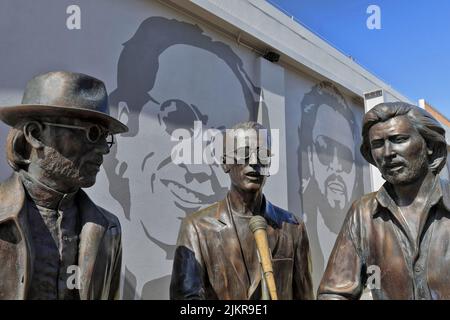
[{"left": 77, "top": 176, "right": 97, "bottom": 189}]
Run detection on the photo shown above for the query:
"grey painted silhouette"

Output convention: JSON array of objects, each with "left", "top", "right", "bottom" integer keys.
[
  {"left": 298, "top": 81, "right": 365, "bottom": 289},
  {"left": 104, "top": 17, "right": 261, "bottom": 298}
]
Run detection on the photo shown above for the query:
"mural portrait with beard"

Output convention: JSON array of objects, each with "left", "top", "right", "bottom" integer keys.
[{"left": 298, "top": 81, "right": 365, "bottom": 289}]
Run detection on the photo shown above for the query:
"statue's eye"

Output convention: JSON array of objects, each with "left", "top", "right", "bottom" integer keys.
[{"left": 391, "top": 135, "right": 409, "bottom": 143}]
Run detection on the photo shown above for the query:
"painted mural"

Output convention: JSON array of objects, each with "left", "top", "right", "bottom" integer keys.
[
  {"left": 297, "top": 81, "right": 366, "bottom": 289},
  {"left": 104, "top": 17, "right": 261, "bottom": 299}
]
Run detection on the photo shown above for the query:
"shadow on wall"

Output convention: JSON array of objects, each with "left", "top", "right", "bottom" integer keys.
[
  {"left": 103, "top": 16, "right": 261, "bottom": 299},
  {"left": 123, "top": 267, "right": 171, "bottom": 300}
]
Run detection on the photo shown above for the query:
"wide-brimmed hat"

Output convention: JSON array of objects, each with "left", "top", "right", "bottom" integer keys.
[{"left": 0, "top": 71, "right": 128, "bottom": 134}]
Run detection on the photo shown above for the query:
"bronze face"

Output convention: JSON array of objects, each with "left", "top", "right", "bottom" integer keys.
[
  {"left": 37, "top": 118, "right": 110, "bottom": 190},
  {"left": 223, "top": 128, "right": 271, "bottom": 193},
  {"left": 368, "top": 115, "right": 430, "bottom": 185}
]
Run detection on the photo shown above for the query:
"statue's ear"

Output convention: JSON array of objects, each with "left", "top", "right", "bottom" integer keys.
[
  {"left": 7, "top": 129, "right": 31, "bottom": 169},
  {"left": 428, "top": 144, "right": 446, "bottom": 173},
  {"left": 23, "top": 121, "right": 45, "bottom": 149}
]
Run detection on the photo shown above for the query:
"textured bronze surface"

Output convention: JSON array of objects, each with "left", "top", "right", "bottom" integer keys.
[
  {"left": 0, "top": 71, "right": 126, "bottom": 300},
  {"left": 170, "top": 122, "right": 313, "bottom": 300},
  {"left": 318, "top": 102, "right": 449, "bottom": 300}
]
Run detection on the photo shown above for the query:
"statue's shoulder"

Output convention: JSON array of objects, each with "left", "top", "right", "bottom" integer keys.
[
  {"left": 439, "top": 177, "right": 450, "bottom": 199},
  {"left": 357, "top": 191, "right": 378, "bottom": 205},
  {"left": 265, "top": 200, "right": 300, "bottom": 227},
  {"left": 272, "top": 203, "right": 298, "bottom": 223},
  {"left": 186, "top": 201, "right": 221, "bottom": 223},
  {"left": 0, "top": 172, "right": 21, "bottom": 191},
  {"left": 0, "top": 173, "right": 25, "bottom": 212},
  {"left": 95, "top": 205, "right": 122, "bottom": 231},
  {"left": 347, "top": 191, "right": 379, "bottom": 219}
]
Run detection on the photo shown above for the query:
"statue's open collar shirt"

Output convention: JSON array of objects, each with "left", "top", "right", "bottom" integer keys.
[
  {"left": 170, "top": 193, "right": 313, "bottom": 300},
  {"left": 318, "top": 173, "right": 450, "bottom": 300}
]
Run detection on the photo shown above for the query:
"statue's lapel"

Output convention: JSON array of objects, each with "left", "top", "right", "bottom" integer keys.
[{"left": 77, "top": 190, "right": 107, "bottom": 299}]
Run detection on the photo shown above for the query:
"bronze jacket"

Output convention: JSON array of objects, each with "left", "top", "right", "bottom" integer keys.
[
  {"left": 318, "top": 173, "right": 450, "bottom": 300},
  {"left": 0, "top": 173, "right": 122, "bottom": 300},
  {"left": 170, "top": 195, "right": 314, "bottom": 300}
]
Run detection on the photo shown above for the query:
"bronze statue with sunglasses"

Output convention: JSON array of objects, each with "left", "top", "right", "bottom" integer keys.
[
  {"left": 0, "top": 71, "right": 128, "bottom": 299},
  {"left": 170, "top": 121, "right": 314, "bottom": 300}
]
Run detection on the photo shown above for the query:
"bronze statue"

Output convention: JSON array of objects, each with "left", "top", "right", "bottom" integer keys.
[
  {"left": 0, "top": 71, "right": 128, "bottom": 299},
  {"left": 170, "top": 121, "right": 313, "bottom": 300},
  {"left": 318, "top": 102, "right": 450, "bottom": 300}
]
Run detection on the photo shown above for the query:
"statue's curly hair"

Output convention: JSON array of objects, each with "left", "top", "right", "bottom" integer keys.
[{"left": 360, "top": 102, "right": 447, "bottom": 174}]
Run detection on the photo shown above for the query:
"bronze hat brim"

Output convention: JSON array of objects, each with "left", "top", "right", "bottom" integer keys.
[{"left": 0, "top": 104, "right": 128, "bottom": 134}]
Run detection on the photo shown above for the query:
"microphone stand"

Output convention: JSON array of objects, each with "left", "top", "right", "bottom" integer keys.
[
  {"left": 250, "top": 215, "right": 278, "bottom": 300},
  {"left": 257, "top": 250, "right": 270, "bottom": 300}
]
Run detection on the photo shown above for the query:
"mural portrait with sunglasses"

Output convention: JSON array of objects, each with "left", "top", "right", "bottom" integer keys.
[
  {"left": 104, "top": 17, "right": 260, "bottom": 298},
  {"left": 298, "top": 81, "right": 365, "bottom": 289}
]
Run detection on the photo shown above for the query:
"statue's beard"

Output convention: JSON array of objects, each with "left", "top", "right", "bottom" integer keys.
[
  {"left": 38, "top": 147, "right": 81, "bottom": 187},
  {"left": 381, "top": 148, "right": 429, "bottom": 187}
]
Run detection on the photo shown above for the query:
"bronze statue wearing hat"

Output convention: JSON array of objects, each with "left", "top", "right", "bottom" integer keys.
[
  {"left": 0, "top": 71, "right": 128, "bottom": 299},
  {"left": 170, "top": 121, "right": 313, "bottom": 300},
  {"left": 318, "top": 102, "right": 450, "bottom": 300}
]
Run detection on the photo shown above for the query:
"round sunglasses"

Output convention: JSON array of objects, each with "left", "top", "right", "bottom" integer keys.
[
  {"left": 43, "top": 122, "right": 114, "bottom": 148},
  {"left": 224, "top": 146, "right": 272, "bottom": 166}
]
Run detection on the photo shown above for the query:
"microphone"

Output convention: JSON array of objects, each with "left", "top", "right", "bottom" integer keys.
[{"left": 249, "top": 215, "right": 278, "bottom": 300}]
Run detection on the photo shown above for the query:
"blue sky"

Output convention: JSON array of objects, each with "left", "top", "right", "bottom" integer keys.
[{"left": 268, "top": 0, "right": 450, "bottom": 119}]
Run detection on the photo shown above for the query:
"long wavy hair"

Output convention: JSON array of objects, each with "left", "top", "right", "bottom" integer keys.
[{"left": 361, "top": 102, "right": 447, "bottom": 174}]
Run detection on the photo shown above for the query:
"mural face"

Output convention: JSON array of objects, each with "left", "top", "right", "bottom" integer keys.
[
  {"left": 310, "top": 104, "right": 356, "bottom": 223},
  {"left": 115, "top": 45, "right": 250, "bottom": 246},
  {"left": 104, "top": 17, "right": 260, "bottom": 298},
  {"left": 298, "top": 81, "right": 364, "bottom": 289}
]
